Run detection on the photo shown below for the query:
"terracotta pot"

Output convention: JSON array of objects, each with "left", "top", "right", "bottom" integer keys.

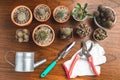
[
  {"left": 32, "top": 24, "right": 55, "bottom": 47},
  {"left": 34, "top": 4, "right": 51, "bottom": 22},
  {"left": 11, "top": 5, "right": 33, "bottom": 27},
  {"left": 93, "top": 28, "right": 108, "bottom": 41},
  {"left": 94, "top": 6, "right": 116, "bottom": 30},
  {"left": 72, "top": 8, "right": 87, "bottom": 21},
  {"left": 53, "top": 6, "right": 70, "bottom": 23}
]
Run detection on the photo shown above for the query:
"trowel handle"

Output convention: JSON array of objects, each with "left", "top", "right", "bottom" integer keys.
[
  {"left": 34, "top": 59, "right": 47, "bottom": 68},
  {"left": 40, "top": 60, "right": 57, "bottom": 78}
]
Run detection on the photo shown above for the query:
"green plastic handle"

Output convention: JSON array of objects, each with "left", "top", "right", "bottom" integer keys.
[{"left": 40, "top": 60, "right": 57, "bottom": 78}]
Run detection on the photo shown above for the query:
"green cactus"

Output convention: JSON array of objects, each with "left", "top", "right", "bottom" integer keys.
[
  {"left": 72, "top": 3, "right": 93, "bottom": 20},
  {"left": 56, "top": 10, "right": 65, "bottom": 19},
  {"left": 36, "top": 30, "right": 47, "bottom": 40},
  {"left": 63, "top": 28, "right": 72, "bottom": 36},
  {"left": 60, "top": 27, "right": 73, "bottom": 39},
  {"left": 39, "top": 8, "right": 46, "bottom": 15}
]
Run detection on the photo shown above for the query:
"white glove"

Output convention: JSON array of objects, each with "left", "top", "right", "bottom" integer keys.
[{"left": 63, "top": 40, "right": 106, "bottom": 78}]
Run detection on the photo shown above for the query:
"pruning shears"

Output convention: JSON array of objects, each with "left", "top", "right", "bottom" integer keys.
[{"left": 69, "top": 41, "right": 99, "bottom": 76}]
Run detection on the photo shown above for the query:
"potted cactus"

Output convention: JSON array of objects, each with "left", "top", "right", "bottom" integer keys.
[
  {"left": 94, "top": 5, "right": 116, "bottom": 29},
  {"left": 93, "top": 28, "right": 108, "bottom": 41},
  {"left": 59, "top": 27, "right": 73, "bottom": 39},
  {"left": 15, "top": 29, "right": 30, "bottom": 42},
  {"left": 76, "top": 24, "right": 91, "bottom": 38},
  {"left": 72, "top": 3, "right": 93, "bottom": 21},
  {"left": 11, "top": 5, "right": 33, "bottom": 26},
  {"left": 53, "top": 6, "right": 70, "bottom": 23},
  {"left": 34, "top": 4, "right": 51, "bottom": 22},
  {"left": 32, "top": 24, "right": 55, "bottom": 47}
]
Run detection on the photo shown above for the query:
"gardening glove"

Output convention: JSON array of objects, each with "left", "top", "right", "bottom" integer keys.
[{"left": 63, "top": 40, "right": 106, "bottom": 78}]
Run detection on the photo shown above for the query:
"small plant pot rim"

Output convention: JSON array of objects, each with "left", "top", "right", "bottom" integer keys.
[
  {"left": 72, "top": 8, "right": 87, "bottom": 21},
  {"left": 34, "top": 4, "right": 51, "bottom": 22},
  {"left": 53, "top": 6, "right": 70, "bottom": 23},
  {"left": 93, "top": 28, "right": 108, "bottom": 41},
  {"left": 11, "top": 5, "right": 33, "bottom": 27},
  {"left": 32, "top": 24, "right": 55, "bottom": 47},
  {"left": 94, "top": 6, "right": 116, "bottom": 30}
]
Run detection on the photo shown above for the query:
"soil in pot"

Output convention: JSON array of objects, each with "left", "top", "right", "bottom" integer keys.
[
  {"left": 34, "top": 4, "right": 51, "bottom": 22},
  {"left": 53, "top": 6, "right": 70, "bottom": 23}
]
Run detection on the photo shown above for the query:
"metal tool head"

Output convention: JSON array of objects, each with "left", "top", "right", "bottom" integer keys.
[
  {"left": 81, "top": 41, "right": 93, "bottom": 51},
  {"left": 78, "top": 52, "right": 83, "bottom": 56},
  {"left": 62, "top": 41, "right": 76, "bottom": 58},
  {"left": 81, "top": 41, "right": 93, "bottom": 58},
  {"left": 56, "top": 41, "right": 76, "bottom": 62}
]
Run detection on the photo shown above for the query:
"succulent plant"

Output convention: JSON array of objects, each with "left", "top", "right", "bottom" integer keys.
[
  {"left": 93, "top": 28, "right": 108, "bottom": 41},
  {"left": 23, "top": 29, "right": 29, "bottom": 33},
  {"left": 36, "top": 30, "right": 47, "bottom": 40},
  {"left": 33, "top": 25, "right": 54, "bottom": 46},
  {"left": 17, "top": 12, "right": 26, "bottom": 21},
  {"left": 18, "top": 37, "right": 24, "bottom": 42},
  {"left": 94, "top": 5, "right": 115, "bottom": 29},
  {"left": 34, "top": 4, "right": 51, "bottom": 21},
  {"left": 16, "top": 29, "right": 30, "bottom": 42},
  {"left": 59, "top": 27, "right": 73, "bottom": 39},
  {"left": 39, "top": 8, "right": 46, "bottom": 15},
  {"left": 17, "top": 30, "right": 24, "bottom": 37},
  {"left": 56, "top": 9, "right": 65, "bottom": 19},
  {"left": 76, "top": 24, "right": 91, "bottom": 37},
  {"left": 54, "top": 6, "right": 70, "bottom": 23},
  {"left": 72, "top": 3, "right": 93, "bottom": 21},
  {"left": 13, "top": 7, "right": 30, "bottom": 24}
]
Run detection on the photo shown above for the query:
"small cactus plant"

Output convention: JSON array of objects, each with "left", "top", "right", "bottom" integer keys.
[
  {"left": 53, "top": 6, "right": 70, "bottom": 23},
  {"left": 11, "top": 5, "right": 32, "bottom": 26},
  {"left": 15, "top": 29, "right": 30, "bottom": 42},
  {"left": 72, "top": 3, "right": 93, "bottom": 21},
  {"left": 39, "top": 8, "right": 46, "bottom": 15},
  {"left": 56, "top": 10, "right": 65, "bottom": 19},
  {"left": 76, "top": 24, "right": 91, "bottom": 38},
  {"left": 35, "top": 30, "right": 47, "bottom": 40},
  {"left": 34, "top": 4, "right": 51, "bottom": 22},
  {"left": 33, "top": 25, "right": 55, "bottom": 46},
  {"left": 59, "top": 27, "right": 73, "bottom": 39},
  {"left": 94, "top": 5, "right": 116, "bottom": 29},
  {"left": 93, "top": 28, "right": 108, "bottom": 41}
]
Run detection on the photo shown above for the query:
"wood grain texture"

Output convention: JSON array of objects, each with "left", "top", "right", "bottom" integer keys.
[{"left": 0, "top": 0, "right": 120, "bottom": 80}]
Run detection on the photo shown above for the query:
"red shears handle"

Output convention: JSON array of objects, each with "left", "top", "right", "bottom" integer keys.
[
  {"left": 69, "top": 54, "right": 80, "bottom": 76},
  {"left": 88, "top": 56, "right": 99, "bottom": 76}
]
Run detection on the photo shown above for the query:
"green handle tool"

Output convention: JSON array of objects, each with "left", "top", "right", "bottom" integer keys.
[
  {"left": 40, "top": 41, "right": 76, "bottom": 78},
  {"left": 40, "top": 61, "right": 57, "bottom": 78}
]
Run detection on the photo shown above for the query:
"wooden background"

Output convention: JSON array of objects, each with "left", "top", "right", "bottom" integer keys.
[{"left": 0, "top": 0, "right": 120, "bottom": 80}]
